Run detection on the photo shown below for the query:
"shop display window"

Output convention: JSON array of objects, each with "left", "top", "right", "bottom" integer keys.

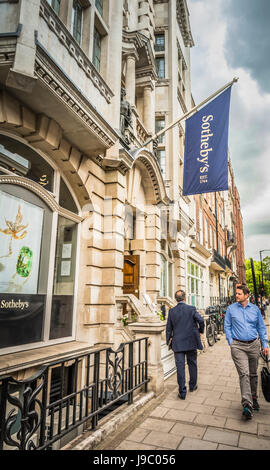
[{"left": 0, "top": 135, "right": 80, "bottom": 352}]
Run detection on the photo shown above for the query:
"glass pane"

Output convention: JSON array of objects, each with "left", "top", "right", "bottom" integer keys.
[
  {"left": 0, "top": 135, "right": 54, "bottom": 192},
  {"left": 155, "top": 118, "right": 165, "bottom": 144},
  {"left": 46, "top": 0, "right": 60, "bottom": 14},
  {"left": 95, "top": 0, "right": 103, "bottom": 16},
  {"left": 93, "top": 27, "right": 101, "bottom": 72},
  {"left": 155, "top": 35, "right": 165, "bottom": 51},
  {"left": 72, "top": 0, "right": 83, "bottom": 44},
  {"left": 0, "top": 188, "right": 50, "bottom": 348},
  {"left": 191, "top": 278, "right": 195, "bottom": 293},
  {"left": 0, "top": 190, "right": 44, "bottom": 295},
  {"left": 191, "top": 263, "right": 194, "bottom": 275},
  {"left": 59, "top": 178, "right": 78, "bottom": 214},
  {"left": 155, "top": 57, "right": 165, "bottom": 79},
  {"left": 50, "top": 216, "right": 77, "bottom": 339},
  {"left": 157, "top": 150, "right": 166, "bottom": 178}
]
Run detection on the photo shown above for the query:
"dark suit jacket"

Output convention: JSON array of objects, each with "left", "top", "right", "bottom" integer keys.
[{"left": 166, "top": 301, "right": 205, "bottom": 352}]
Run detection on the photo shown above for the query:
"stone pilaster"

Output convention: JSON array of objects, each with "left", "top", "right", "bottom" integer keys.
[
  {"left": 143, "top": 82, "right": 155, "bottom": 134},
  {"left": 145, "top": 207, "right": 161, "bottom": 302},
  {"left": 129, "top": 320, "right": 165, "bottom": 396}
]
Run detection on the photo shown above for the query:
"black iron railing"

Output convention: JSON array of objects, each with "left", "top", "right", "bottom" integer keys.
[
  {"left": 0, "top": 338, "right": 149, "bottom": 451},
  {"left": 210, "top": 296, "right": 235, "bottom": 306}
]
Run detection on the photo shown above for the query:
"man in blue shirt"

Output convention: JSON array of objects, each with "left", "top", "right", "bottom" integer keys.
[{"left": 224, "top": 284, "right": 269, "bottom": 419}]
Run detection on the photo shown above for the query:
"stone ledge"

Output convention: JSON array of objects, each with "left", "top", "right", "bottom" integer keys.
[
  {"left": 61, "top": 391, "right": 155, "bottom": 451},
  {"left": 0, "top": 341, "right": 92, "bottom": 377}
]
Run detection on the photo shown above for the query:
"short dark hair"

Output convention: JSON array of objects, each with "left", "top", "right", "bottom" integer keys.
[
  {"left": 175, "top": 290, "right": 186, "bottom": 302},
  {"left": 236, "top": 284, "right": 250, "bottom": 295}
]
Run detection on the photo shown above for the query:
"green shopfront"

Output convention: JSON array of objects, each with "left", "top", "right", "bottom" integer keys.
[{"left": 0, "top": 134, "right": 81, "bottom": 354}]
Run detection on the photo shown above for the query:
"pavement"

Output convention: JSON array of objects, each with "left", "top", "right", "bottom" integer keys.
[{"left": 93, "top": 328, "right": 270, "bottom": 451}]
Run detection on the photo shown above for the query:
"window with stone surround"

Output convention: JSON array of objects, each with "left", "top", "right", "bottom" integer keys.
[
  {"left": 93, "top": 27, "right": 101, "bottom": 72},
  {"left": 160, "top": 249, "right": 173, "bottom": 299},
  {"left": 155, "top": 34, "right": 165, "bottom": 52},
  {"left": 71, "top": 0, "right": 83, "bottom": 44},
  {"left": 155, "top": 57, "right": 165, "bottom": 79},
  {"left": 156, "top": 149, "right": 166, "bottom": 178},
  {"left": 0, "top": 134, "right": 80, "bottom": 353},
  {"left": 155, "top": 117, "right": 165, "bottom": 145},
  {"left": 187, "top": 260, "right": 205, "bottom": 309}
]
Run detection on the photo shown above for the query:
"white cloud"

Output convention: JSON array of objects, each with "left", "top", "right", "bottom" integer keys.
[{"left": 188, "top": 0, "right": 270, "bottom": 261}]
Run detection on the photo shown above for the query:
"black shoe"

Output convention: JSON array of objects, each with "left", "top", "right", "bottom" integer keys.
[
  {"left": 189, "top": 385, "right": 198, "bottom": 392},
  {"left": 178, "top": 393, "right": 186, "bottom": 400},
  {"left": 252, "top": 397, "right": 260, "bottom": 411},
  {"left": 242, "top": 405, "right": 253, "bottom": 419}
]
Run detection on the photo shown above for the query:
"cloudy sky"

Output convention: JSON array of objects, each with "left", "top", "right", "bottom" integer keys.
[{"left": 188, "top": 0, "right": 270, "bottom": 262}]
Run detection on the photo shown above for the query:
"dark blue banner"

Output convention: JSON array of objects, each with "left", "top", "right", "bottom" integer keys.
[{"left": 183, "top": 86, "right": 232, "bottom": 196}]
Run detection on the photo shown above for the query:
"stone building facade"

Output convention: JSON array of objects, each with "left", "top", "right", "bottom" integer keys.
[{"left": 0, "top": 0, "right": 245, "bottom": 449}]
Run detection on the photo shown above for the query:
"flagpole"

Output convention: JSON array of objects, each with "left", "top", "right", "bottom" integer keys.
[{"left": 142, "top": 77, "right": 239, "bottom": 148}]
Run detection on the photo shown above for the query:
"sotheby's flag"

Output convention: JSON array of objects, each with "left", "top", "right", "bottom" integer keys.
[{"left": 182, "top": 86, "right": 232, "bottom": 196}]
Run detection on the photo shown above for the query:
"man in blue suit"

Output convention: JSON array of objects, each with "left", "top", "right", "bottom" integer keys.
[{"left": 166, "top": 290, "right": 205, "bottom": 399}]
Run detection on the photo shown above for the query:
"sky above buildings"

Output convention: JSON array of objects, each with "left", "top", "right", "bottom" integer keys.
[{"left": 188, "top": 0, "right": 270, "bottom": 262}]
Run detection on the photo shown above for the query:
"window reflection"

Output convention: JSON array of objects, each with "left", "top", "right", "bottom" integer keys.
[
  {"left": 0, "top": 136, "right": 54, "bottom": 192},
  {"left": 50, "top": 216, "right": 77, "bottom": 339}
]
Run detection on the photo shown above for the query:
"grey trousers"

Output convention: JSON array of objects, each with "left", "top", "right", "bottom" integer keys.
[{"left": 230, "top": 338, "right": 260, "bottom": 408}]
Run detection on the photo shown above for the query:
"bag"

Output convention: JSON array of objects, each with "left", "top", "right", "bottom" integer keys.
[
  {"left": 261, "top": 359, "right": 270, "bottom": 402},
  {"left": 168, "top": 337, "right": 173, "bottom": 350}
]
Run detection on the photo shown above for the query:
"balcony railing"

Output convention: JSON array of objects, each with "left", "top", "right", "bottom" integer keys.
[
  {"left": 210, "top": 296, "right": 236, "bottom": 307},
  {"left": 212, "top": 249, "right": 226, "bottom": 270},
  {"left": 0, "top": 338, "right": 149, "bottom": 451}
]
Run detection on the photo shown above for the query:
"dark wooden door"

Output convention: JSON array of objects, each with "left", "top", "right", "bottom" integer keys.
[{"left": 123, "top": 255, "right": 139, "bottom": 298}]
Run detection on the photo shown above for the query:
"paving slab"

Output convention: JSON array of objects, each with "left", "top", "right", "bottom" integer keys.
[
  {"left": 161, "top": 398, "right": 189, "bottom": 410},
  {"left": 142, "top": 430, "right": 183, "bottom": 450},
  {"left": 126, "top": 428, "right": 150, "bottom": 443},
  {"left": 178, "top": 437, "right": 218, "bottom": 450},
  {"left": 170, "top": 422, "right": 207, "bottom": 439},
  {"left": 139, "top": 417, "right": 174, "bottom": 433},
  {"left": 225, "top": 417, "right": 258, "bottom": 434},
  {"left": 164, "top": 409, "right": 197, "bottom": 423},
  {"left": 258, "top": 423, "right": 270, "bottom": 438},
  {"left": 203, "top": 427, "right": 240, "bottom": 446},
  {"left": 116, "top": 440, "right": 157, "bottom": 450},
  {"left": 149, "top": 406, "right": 169, "bottom": 418},
  {"left": 194, "top": 413, "right": 226, "bottom": 428},
  {"left": 185, "top": 402, "right": 215, "bottom": 415},
  {"left": 239, "top": 434, "right": 270, "bottom": 450},
  {"left": 217, "top": 444, "right": 243, "bottom": 450}
]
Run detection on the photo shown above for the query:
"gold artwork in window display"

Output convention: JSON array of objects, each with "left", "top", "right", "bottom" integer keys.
[{"left": 0, "top": 205, "right": 33, "bottom": 292}]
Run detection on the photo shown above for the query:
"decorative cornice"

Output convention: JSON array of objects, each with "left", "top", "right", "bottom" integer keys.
[
  {"left": 34, "top": 51, "right": 117, "bottom": 149},
  {"left": 39, "top": 0, "right": 113, "bottom": 104},
  {"left": 190, "top": 238, "right": 212, "bottom": 259},
  {"left": 176, "top": 0, "right": 194, "bottom": 47},
  {"left": 123, "top": 30, "right": 157, "bottom": 80},
  {"left": 176, "top": 39, "right": 187, "bottom": 70}
]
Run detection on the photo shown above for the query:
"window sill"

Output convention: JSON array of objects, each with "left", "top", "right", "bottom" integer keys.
[{"left": 0, "top": 341, "right": 92, "bottom": 377}]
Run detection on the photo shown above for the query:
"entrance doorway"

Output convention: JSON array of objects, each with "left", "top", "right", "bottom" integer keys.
[{"left": 123, "top": 255, "right": 140, "bottom": 298}]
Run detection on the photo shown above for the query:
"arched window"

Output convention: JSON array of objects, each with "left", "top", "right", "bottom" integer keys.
[{"left": 0, "top": 134, "right": 81, "bottom": 353}]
